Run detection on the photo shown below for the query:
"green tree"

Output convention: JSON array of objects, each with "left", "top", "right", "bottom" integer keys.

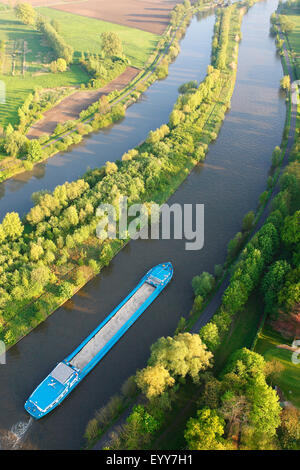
[
  {"left": 223, "top": 279, "right": 248, "bottom": 314},
  {"left": 242, "top": 211, "right": 255, "bottom": 232},
  {"left": 27, "top": 140, "right": 42, "bottom": 162},
  {"left": 149, "top": 332, "right": 213, "bottom": 382},
  {"left": 192, "top": 272, "right": 215, "bottom": 298},
  {"left": 281, "top": 211, "right": 300, "bottom": 245},
  {"left": 261, "top": 260, "right": 291, "bottom": 313},
  {"left": 105, "top": 161, "right": 118, "bottom": 175},
  {"left": 56, "top": 58, "right": 67, "bottom": 72},
  {"left": 136, "top": 365, "right": 175, "bottom": 399},
  {"left": 57, "top": 281, "right": 73, "bottom": 299},
  {"left": 14, "top": 2, "right": 36, "bottom": 25},
  {"left": 280, "top": 75, "right": 291, "bottom": 92},
  {"left": 2, "top": 212, "right": 24, "bottom": 240},
  {"left": 247, "top": 380, "right": 281, "bottom": 438},
  {"left": 199, "top": 322, "right": 220, "bottom": 352},
  {"left": 185, "top": 408, "right": 226, "bottom": 450},
  {"left": 124, "top": 405, "right": 160, "bottom": 449},
  {"left": 101, "top": 32, "right": 123, "bottom": 57}
]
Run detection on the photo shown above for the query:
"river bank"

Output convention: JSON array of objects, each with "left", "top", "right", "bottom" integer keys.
[
  {"left": 0, "top": 2, "right": 216, "bottom": 183},
  {"left": 0, "top": 0, "right": 286, "bottom": 450},
  {"left": 0, "top": 2, "right": 245, "bottom": 351}
]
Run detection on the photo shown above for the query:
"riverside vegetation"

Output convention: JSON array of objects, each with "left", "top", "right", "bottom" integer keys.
[
  {"left": 83, "top": 0, "right": 300, "bottom": 451},
  {"left": 0, "top": 1, "right": 244, "bottom": 348},
  {"left": 0, "top": 0, "right": 212, "bottom": 182}
]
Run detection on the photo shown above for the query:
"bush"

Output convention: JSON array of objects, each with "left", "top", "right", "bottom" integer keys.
[{"left": 192, "top": 272, "right": 215, "bottom": 298}]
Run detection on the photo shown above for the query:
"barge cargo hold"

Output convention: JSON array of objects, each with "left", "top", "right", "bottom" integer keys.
[{"left": 25, "top": 262, "right": 173, "bottom": 419}]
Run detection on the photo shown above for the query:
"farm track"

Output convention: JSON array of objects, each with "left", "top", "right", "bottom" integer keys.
[{"left": 26, "top": 66, "right": 140, "bottom": 139}]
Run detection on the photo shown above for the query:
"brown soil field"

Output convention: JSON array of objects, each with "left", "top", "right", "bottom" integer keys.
[
  {"left": 52, "top": 0, "right": 178, "bottom": 34},
  {"left": 4, "top": 0, "right": 179, "bottom": 35},
  {"left": 27, "top": 66, "right": 140, "bottom": 139}
]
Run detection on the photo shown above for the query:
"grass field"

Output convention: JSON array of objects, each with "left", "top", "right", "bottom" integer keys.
[
  {"left": 0, "top": 10, "right": 90, "bottom": 127},
  {"left": 255, "top": 325, "right": 300, "bottom": 408},
  {"left": 214, "top": 295, "right": 263, "bottom": 372},
  {"left": 281, "top": 4, "right": 300, "bottom": 78},
  {"left": 0, "top": 7, "right": 160, "bottom": 128},
  {"left": 37, "top": 7, "right": 160, "bottom": 69}
]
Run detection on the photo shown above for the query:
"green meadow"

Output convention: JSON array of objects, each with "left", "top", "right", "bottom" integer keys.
[
  {"left": 281, "top": 3, "right": 300, "bottom": 78},
  {"left": 0, "top": 10, "right": 90, "bottom": 128},
  {"left": 37, "top": 7, "right": 160, "bottom": 69},
  {"left": 255, "top": 325, "right": 300, "bottom": 408},
  {"left": 0, "top": 7, "right": 160, "bottom": 128}
]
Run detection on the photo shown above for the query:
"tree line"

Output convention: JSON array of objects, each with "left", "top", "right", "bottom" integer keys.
[{"left": 0, "top": 2, "right": 244, "bottom": 346}]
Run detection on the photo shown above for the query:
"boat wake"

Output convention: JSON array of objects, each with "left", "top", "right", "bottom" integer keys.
[{"left": 0, "top": 418, "right": 33, "bottom": 449}]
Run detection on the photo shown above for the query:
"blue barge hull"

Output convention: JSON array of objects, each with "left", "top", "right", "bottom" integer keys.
[{"left": 25, "top": 262, "right": 173, "bottom": 419}]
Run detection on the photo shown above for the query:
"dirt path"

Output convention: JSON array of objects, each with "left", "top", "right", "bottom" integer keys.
[{"left": 27, "top": 66, "right": 140, "bottom": 139}]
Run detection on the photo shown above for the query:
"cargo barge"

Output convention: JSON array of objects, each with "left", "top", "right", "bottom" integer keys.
[{"left": 25, "top": 262, "right": 173, "bottom": 419}]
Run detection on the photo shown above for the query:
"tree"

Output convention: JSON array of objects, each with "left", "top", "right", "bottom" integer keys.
[
  {"left": 261, "top": 260, "right": 291, "bottom": 314},
  {"left": 124, "top": 405, "right": 160, "bottom": 449},
  {"left": 225, "top": 348, "right": 266, "bottom": 382},
  {"left": 30, "top": 243, "right": 44, "bottom": 261},
  {"left": 199, "top": 322, "right": 220, "bottom": 352},
  {"left": 64, "top": 205, "right": 79, "bottom": 226},
  {"left": 242, "top": 211, "right": 255, "bottom": 232},
  {"left": 184, "top": 408, "right": 226, "bottom": 450},
  {"left": 2, "top": 212, "right": 24, "bottom": 240},
  {"left": 50, "top": 58, "right": 67, "bottom": 73},
  {"left": 220, "top": 392, "right": 249, "bottom": 438},
  {"left": 31, "top": 265, "right": 51, "bottom": 287},
  {"left": 280, "top": 75, "right": 290, "bottom": 92},
  {"left": 278, "top": 407, "right": 300, "bottom": 450},
  {"left": 98, "top": 95, "right": 110, "bottom": 114},
  {"left": 278, "top": 267, "right": 300, "bottom": 312},
  {"left": 192, "top": 272, "right": 215, "bottom": 298},
  {"left": 105, "top": 161, "right": 118, "bottom": 175},
  {"left": 198, "top": 373, "right": 222, "bottom": 410},
  {"left": 27, "top": 139, "right": 42, "bottom": 162},
  {"left": 223, "top": 279, "right": 248, "bottom": 314},
  {"left": 149, "top": 332, "right": 213, "bottom": 382},
  {"left": 281, "top": 211, "right": 300, "bottom": 245},
  {"left": 247, "top": 381, "right": 281, "bottom": 438},
  {"left": 56, "top": 58, "right": 67, "bottom": 72},
  {"left": 49, "top": 60, "right": 58, "bottom": 73},
  {"left": 272, "top": 146, "right": 282, "bottom": 168},
  {"left": 136, "top": 365, "right": 175, "bottom": 399},
  {"left": 14, "top": 2, "right": 36, "bottom": 25},
  {"left": 57, "top": 281, "right": 73, "bottom": 299},
  {"left": 169, "top": 109, "right": 184, "bottom": 128},
  {"left": 101, "top": 32, "right": 123, "bottom": 57},
  {"left": 51, "top": 18, "right": 60, "bottom": 33},
  {"left": 227, "top": 231, "right": 243, "bottom": 258},
  {"left": 4, "top": 131, "right": 28, "bottom": 158},
  {"left": 224, "top": 349, "right": 281, "bottom": 444}
]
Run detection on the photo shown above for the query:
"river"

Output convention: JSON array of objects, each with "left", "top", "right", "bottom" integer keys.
[
  {"left": 0, "top": 0, "right": 285, "bottom": 450},
  {"left": 0, "top": 9, "right": 215, "bottom": 220}
]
